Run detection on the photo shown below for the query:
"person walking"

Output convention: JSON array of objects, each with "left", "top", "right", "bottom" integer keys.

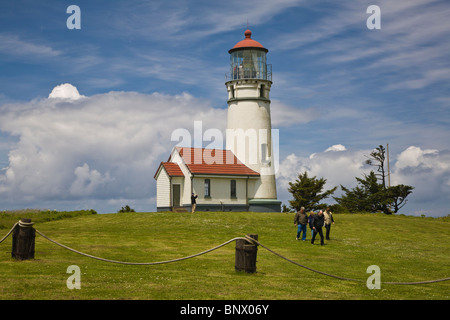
[
  {"left": 191, "top": 193, "right": 198, "bottom": 213},
  {"left": 323, "top": 207, "right": 334, "bottom": 240},
  {"left": 311, "top": 210, "right": 325, "bottom": 245},
  {"left": 294, "top": 207, "right": 308, "bottom": 241},
  {"left": 308, "top": 211, "right": 316, "bottom": 238}
]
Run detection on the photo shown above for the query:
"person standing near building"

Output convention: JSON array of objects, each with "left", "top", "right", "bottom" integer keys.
[
  {"left": 191, "top": 193, "right": 198, "bottom": 213},
  {"left": 294, "top": 207, "right": 308, "bottom": 241},
  {"left": 311, "top": 210, "right": 325, "bottom": 245},
  {"left": 308, "top": 211, "right": 316, "bottom": 238},
  {"left": 323, "top": 207, "right": 334, "bottom": 240}
]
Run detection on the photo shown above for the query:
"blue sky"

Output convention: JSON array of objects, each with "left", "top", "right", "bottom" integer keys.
[{"left": 0, "top": 0, "right": 449, "bottom": 216}]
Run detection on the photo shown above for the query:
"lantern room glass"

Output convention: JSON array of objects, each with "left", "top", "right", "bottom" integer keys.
[{"left": 230, "top": 49, "right": 268, "bottom": 80}]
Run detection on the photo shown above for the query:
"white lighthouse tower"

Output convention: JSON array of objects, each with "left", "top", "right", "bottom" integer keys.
[{"left": 225, "top": 29, "right": 281, "bottom": 212}]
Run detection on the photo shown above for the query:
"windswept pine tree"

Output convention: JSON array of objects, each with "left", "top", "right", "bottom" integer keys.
[{"left": 287, "top": 171, "right": 337, "bottom": 212}]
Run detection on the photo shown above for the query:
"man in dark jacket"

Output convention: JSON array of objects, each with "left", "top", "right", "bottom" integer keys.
[
  {"left": 311, "top": 210, "right": 325, "bottom": 245},
  {"left": 191, "top": 193, "right": 198, "bottom": 213},
  {"left": 294, "top": 207, "right": 308, "bottom": 241},
  {"left": 308, "top": 211, "right": 315, "bottom": 238}
]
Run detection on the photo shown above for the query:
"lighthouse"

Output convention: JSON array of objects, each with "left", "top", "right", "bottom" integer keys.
[
  {"left": 225, "top": 29, "right": 281, "bottom": 212},
  {"left": 154, "top": 29, "right": 281, "bottom": 212}
]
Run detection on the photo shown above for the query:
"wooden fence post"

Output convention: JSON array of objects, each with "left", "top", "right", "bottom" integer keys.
[
  {"left": 235, "top": 233, "right": 258, "bottom": 273},
  {"left": 12, "top": 218, "right": 35, "bottom": 260}
]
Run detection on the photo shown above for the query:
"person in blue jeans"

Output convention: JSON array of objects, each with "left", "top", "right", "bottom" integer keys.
[{"left": 294, "top": 207, "right": 308, "bottom": 241}]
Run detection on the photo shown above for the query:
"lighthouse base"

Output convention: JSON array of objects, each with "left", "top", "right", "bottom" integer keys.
[{"left": 248, "top": 199, "right": 281, "bottom": 212}]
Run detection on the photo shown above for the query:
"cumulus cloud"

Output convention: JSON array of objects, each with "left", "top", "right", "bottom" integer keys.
[
  {"left": 0, "top": 84, "right": 225, "bottom": 211},
  {"left": 392, "top": 146, "right": 450, "bottom": 206},
  {"left": 394, "top": 146, "right": 440, "bottom": 171},
  {"left": 48, "top": 83, "right": 85, "bottom": 100},
  {"left": 277, "top": 146, "right": 370, "bottom": 204},
  {"left": 276, "top": 145, "right": 450, "bottom": 216},
  {"left": 325, "top": 144, "right": 346, "bottom": 152},
  {"left": 1, "top": 84, "right": 449, "bottom": 216}
]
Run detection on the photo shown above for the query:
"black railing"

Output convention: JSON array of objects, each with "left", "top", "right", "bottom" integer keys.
[{"left": 226, "top": 64, "right": 272, "bottom": 81}]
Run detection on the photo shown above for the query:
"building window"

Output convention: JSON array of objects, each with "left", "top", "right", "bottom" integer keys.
[
  {"left": 261, "top": 143, "right": 269, "bottom": 164},
  {"left": 204, "top": 179, "right": 211, "bottom": 198},
  {"left": 230, "top": 180, "right": 236, "bottom": 198},
  {"left": 259, "top": 84, "right": 265, "bottom": 98}
]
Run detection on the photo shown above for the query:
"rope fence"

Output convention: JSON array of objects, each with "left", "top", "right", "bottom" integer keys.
[
  {"left": 36, "top": 228, "right": 247, "bottom": 266},
  {"left": 2, "top": 220, "right": 449, "bottom": 286},
  {"left": 0, "top": 222, "right": 19, "bottom": 244}
]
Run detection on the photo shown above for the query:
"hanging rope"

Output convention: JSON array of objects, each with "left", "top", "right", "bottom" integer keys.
[
  {"left": 0, "top": 222, "right": 18, "bottom": 244},
  {"left": 244, "top": 235, "right": 364, "bottom": 282},
  {"left": 1, "top": 221, "right": 449, "bottom": 285},
  {"left": 35, "top": 228, "right": 247, "bottom": 265},
  {"left": 244, "top": 235, "right": 450, "bottom": 285}
]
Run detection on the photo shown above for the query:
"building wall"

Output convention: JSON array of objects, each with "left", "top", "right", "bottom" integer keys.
[
  {"left": 192, "top": 176, "right": 248, "bottom": 205},
  {"left": 156, "top": 169, "right": 170, "bottom": 208},
  {"left": 226, "top": 79, "right": 277, "bottom": 200}
]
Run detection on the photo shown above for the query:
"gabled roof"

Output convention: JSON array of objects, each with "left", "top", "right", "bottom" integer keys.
[
  {"left": 175, "top": 147, "right": 260, "bottom": 176},
  {"left": 154, "top": 161, "right": 184, "bottom": 179}
]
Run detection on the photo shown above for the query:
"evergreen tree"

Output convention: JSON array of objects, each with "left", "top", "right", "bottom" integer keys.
[
  {"left": 287, "top": 171, "right": 337, "bottom": 212},
  {"left": 334, "top": 171, "right": 386, "bottom": 213},
  {"left": 387, "top": 184, "right": 414, "bottom": 213},
  {"left": 335, "top": 145, "right": 414, "bottom": 214}
]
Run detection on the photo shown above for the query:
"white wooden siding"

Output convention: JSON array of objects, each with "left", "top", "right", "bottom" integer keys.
[{"left": 156, "top": 169, "right": 170, "bottom": 207}]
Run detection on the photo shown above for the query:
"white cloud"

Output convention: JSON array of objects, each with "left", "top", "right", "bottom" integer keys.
[
  {"left": 1, "top": 84, "right": 449, "bottom": 216},
  {"left": 325, "top": 144, "right": 346, "bottom": 152},
  {"left": 394, "top": 146, "right": 439, "bottom": 170},
  {"left": 273, "top": 0, "right": 450, "bottom": 94},
  {"left": 48, "top": 83, "right": 85, "bottom": 100},
  {"left": 271, "top": 100, "right": 320, "bottom": 127},
  {"left": 392, "top": 146, "right": 450, "bottom": 211},
  {"left": 0, "top": 84, "right": 225, "bottom": 210},
  {"left": 0, "top": 33, "right": 61, "bottom": 59},
  {"left": 70, "top": 163, "right": 112, "bottom": 197},
  {"left": 277, "top": 146, "right": 370, "bottom": 204},
  {"left": 277, "top": 144, "right": 450, "bottom": 216},
  {"left": 110, "top": 0, "right": 304, "bottom": 41}
]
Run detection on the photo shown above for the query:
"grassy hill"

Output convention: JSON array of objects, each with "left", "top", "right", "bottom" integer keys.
[{"left": 0, "top": 211, "right": 448, "bottom": 300}]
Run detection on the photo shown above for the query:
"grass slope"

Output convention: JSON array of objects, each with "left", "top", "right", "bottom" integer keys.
[{"left": 0, "top": 211, "right": 449, "bottom": 300}]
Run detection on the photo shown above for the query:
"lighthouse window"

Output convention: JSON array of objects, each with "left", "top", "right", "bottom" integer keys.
[
  {"left": 259, "top": 84, "right": 265, "bottom": 98},
  {"left": 230, "top": 50, "right": 267, "bottom": 80},
  {"left": 261, "top": 143, "right": 270, "bottom": 164}
]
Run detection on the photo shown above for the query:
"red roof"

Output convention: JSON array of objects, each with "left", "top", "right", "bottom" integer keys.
[
  {"left": 176, "top": 147, "right": 260, "bottom": 176},
  {"left": 154, "top": 162, "right": 184, "bottom": 179},
  {"left": 229, "top": 29, "right": 267, "bottom": 53}
]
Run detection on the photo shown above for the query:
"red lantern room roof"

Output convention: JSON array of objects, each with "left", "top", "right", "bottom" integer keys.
[{"left": 229, "top": 29, "right": 268, "bottom": 53}]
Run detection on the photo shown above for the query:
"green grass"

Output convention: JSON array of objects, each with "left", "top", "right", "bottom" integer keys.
[{"left": 0, "top": 211, "right": 449, "bottom": 300}]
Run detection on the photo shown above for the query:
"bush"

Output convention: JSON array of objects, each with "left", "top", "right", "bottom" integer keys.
[
  {"left": 118, "top": 205, "right": 135, "bottom": 213},
  {"left": 0, "top": 209, "right": 97, "bottom": 229}
]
